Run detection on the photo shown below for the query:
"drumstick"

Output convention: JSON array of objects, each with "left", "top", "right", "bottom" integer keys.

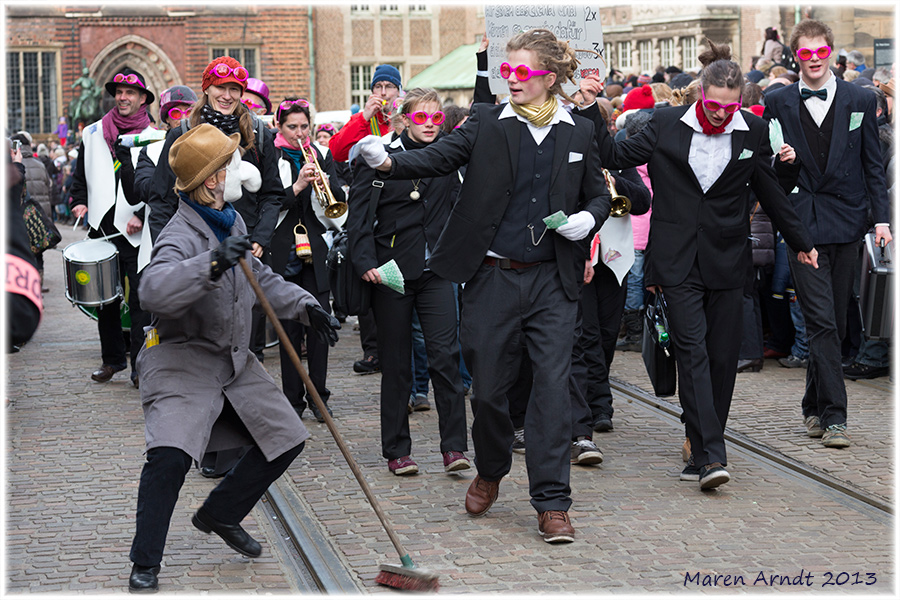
[{"left": 72, "top": 215, "right": 81, "bottom": 231}]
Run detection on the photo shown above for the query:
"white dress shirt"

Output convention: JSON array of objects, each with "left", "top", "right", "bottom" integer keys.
[
  {"left": 798, "top": 71, "right": 837, "bottom": 128},
  {"left": 680, "top": 103, "right": 749, "bottom": 193}
]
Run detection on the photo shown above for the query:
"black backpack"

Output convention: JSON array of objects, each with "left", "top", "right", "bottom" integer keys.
[{"left": 778, "top": 43, "right": 799, "bottom": 73}]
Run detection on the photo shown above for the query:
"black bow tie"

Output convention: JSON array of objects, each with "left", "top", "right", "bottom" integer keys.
[{"left": 800, "top": 87, "right": 828, "bottom": 101}]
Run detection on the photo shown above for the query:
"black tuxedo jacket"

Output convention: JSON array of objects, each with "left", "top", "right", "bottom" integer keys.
[
  {"left": 596, "top": 104, "right": 813, "bottom": 290},
  {"left": 348, "top": 135, "right": 460, "bottom": 281},
  {"left": 763, "top": 78, "right": 890, "bottom": 245},
  {"left": 385, "top": 103, "right": 610, "bottom": 301}
]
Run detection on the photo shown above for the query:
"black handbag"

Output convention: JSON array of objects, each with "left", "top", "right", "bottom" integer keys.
[
  {"left": 641, "top": 290, "right": 677, "bottom": 397},
  {"left": 326, "top": 180, "right": 383, "bottom": 316},
  {"left": 21, "top": 193, "right": 62, "bottom": 254}
]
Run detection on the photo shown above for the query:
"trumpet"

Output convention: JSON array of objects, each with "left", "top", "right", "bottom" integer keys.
[
  {"left": 603, "top": 168, "right": 631, "bottom": 218},
  {"left": 302, "top": 140, "right": 347, "bottom": 219}
]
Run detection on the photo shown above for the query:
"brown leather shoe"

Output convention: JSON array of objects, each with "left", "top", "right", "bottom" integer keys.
[
  {"left": 465, "top": 475, "right": 500, "bottom": 516},
  {"left": 538, "top": 510, "right": 575, "bottom": 543},
  {"left": 91, "top": 363, "right": 126, "bottom": 383}
]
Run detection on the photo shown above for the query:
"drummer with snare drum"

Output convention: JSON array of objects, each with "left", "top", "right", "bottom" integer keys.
[{"left": 68, "top": 68, "right": 156, "bottom": 387}]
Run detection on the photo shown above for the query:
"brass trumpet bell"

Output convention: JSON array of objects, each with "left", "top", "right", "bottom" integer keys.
[
  {"left": 603, "top": 168, "right": 631, "bottom": 218},
  {"left": 303, "top": 141, "right": 348, "bottom": 219}
]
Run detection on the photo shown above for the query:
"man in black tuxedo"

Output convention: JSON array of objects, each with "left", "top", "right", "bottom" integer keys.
[
  {"left": 357, "top": 29, "right": 609, "bottom": 542},
  {"left": 763, "top": 19, "right": 891, "bottom": 449},
  {"left": 592, "top": 41, "right": 818, "bottom": 490}
]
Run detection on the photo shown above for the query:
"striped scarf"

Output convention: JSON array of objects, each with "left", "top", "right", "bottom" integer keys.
[{"left": 509, "top": 96, "right": 559, "bottom": 128}]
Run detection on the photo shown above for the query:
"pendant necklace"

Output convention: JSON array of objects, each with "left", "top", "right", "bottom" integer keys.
[{"left": 410, "top": 179, "right": 422, "bottom": 200}]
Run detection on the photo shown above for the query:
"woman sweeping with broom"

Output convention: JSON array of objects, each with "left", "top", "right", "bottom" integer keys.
[{"left": 127, "top": 123, "right": 340, "bottom": 593}]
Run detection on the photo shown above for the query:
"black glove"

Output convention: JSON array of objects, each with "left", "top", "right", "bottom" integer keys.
[
  {"left": 210, "top": 234, "right": 252, "bottom": 280},
  {"left": 306, "top": 302, "right": 340, "bottom": 347}
]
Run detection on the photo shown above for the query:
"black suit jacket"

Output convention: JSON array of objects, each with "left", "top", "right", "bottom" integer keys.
[
  {"left": 763, "top": 78, "right": 890, "bottom": 245},
  {"left": 349, "top": 135, "right": 461, "bottom": 281},
  {"left": 385, "top": 103, "right": 610, "bottom": 301},
  {"left": 596, "top": 104, "right": 813, "bottom": 290}
]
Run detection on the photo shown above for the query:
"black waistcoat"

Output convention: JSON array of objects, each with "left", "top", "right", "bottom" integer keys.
[
  {"left": 490, "top": 122, "right": 556, "bottom": 262},
  {"left": 799, "top": 97, "right": 836, "bottom": 174}
]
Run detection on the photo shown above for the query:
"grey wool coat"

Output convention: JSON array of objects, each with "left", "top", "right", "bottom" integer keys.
[{"left": 137, "top": 200, "right": 315, "bottom": 462}]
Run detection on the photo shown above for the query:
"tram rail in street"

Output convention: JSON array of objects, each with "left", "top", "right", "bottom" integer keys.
[{"left": 610, "top": 378, "right": 893, "bottom": 517}]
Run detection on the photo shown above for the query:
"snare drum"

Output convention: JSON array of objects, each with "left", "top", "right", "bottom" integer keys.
[{"left": 63, "top": 239, "right": 122, "bottom": 307}]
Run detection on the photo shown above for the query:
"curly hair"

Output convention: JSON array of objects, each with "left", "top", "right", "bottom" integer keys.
[
  {"left": 506, "top": 28, "right": 581, "bottom": 105},
  {"left": 698, "top": 39, "right": 744, "bottom": 92},
  {"left": 789, "top": 19, "right": 834, "bottom": 53}
]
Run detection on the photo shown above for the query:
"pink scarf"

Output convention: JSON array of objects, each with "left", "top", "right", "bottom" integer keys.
[
  {"left": 100, "top": 106, "right": 151, "bottom": 154},
  {"left": 274, "top": 131, "right": 301, "bottom": 150}
]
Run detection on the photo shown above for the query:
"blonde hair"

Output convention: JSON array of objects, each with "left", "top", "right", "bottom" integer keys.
[
  {"left": 189, "top": 93, "right": 256, "bottom": 151},
  {"left": 768, "top": 65, "right": 788, "bottom": 79},
  {"left": 843, "top": 70, "right": 860, "bottom": 82},
  {"left": 672, "top": 78, "right": 703, "bottom": 106},
  {"left": 400, "top": 87, "right": 442, "bottom": 115},
  {"left": 506, "top": 28, "right": 581, "bottom": 105},
  {"left": 650, "top": 82, "right": 674, "bottom": 103}
]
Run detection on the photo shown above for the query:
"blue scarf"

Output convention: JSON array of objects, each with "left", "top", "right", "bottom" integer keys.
[{"left": 179, "top": 192, "right": 237, "bottom": 242}]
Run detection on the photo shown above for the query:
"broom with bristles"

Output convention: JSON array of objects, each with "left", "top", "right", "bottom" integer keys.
[{"left": 239, "top": 258, "right": 439, "bottom": 592}]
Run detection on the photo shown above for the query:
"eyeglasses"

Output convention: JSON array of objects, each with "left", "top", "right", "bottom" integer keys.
[
  {"left": 167, "top": 106, "right": 190, "bottom": 121},
  {"left": 372, "top": 82, "right": 399, "bottom": 93},
  {"left": 700, "top": 86, "right": 742, "bottom": 114},
  {"left": 241, "top": 98, "right": 264, "bottom": 110},
  {"left": 407, "top": 111, "right": 445, "bottom": 125},
  {"left": 209, "top": 63, "right": 249, "bottom": 82},
  {"left": 796, "top": 45, "right": 832, "bottom": 61},
  {"left": 500, "top": 62, "right": 551, "bottom": 82},
  {"left": 113, "top": 73, "right": 145, "bottom": 88}
]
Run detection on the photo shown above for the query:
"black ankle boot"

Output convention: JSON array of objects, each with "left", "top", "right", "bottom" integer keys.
[
  {"left": 192, "top": 507, "right": 261, "bottom": 557},
  {"left": 128, "top": 563, "right": 160, "bottom": 593}
]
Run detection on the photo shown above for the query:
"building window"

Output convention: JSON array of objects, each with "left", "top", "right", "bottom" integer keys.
[
  {"left": 350, "top": 4, "right": 370, "bottom": 13},
  {"left": 380, "top": 4, "right": 400, "bottom": 13},
  {"left": 638, "top": 40, "right": 653, "bottom": 74},
  {"left": 210, "top": 47, "right": 259, "bottom": 79},
  {"left": 616, "top": 41, "right": 632, "bottom": 73},
  {"left": 604, "top": 42, "right": 613, "bottom": 70},
  {"left": 351, "top": 64, "right": 374, "bottom": 108},
  {"left": 681, "top": 37, "right": 697, "bottom": 71},
  {"left": 660, "top": 38, "right": 674, "bottom": 69},
  {"left": 410, "top": 4, "right": 429, "bottom": 13},
  {"left": 7, "top": 49, "right": 59, "bottom": 134}
]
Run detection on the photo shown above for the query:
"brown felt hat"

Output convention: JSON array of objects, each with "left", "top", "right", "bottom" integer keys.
[{"left": 169, "top": 123, "right": 240, "bottom": 192}]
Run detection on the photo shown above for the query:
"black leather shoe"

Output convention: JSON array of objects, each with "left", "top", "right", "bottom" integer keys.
[
  {"left": 199, "top": 466, "right": 224, "bottom": 479},
  {"left": 128, "top": 564, "right": 160, "bottom": 593},
  {"left": 192, "top": 507, "right": 262, "bottom": 557},
  {"left": 91, "top": 363, "right": 127, "bottom": 383},
  {"left": 736, "top": 358, "right": 763, "bottom": 373}
]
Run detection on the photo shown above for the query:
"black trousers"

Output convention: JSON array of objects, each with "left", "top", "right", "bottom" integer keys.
[
  {"left": 358, "top": 310, "right": 378, "bottom": 359},
  {"left": 98, "top": 240, "right": 148, "bottom": 372},
  {"left": 663, "top": 261, "right": 743, "bottom": 467},
  {"left": 788, "top": 242, "right": 856, "bottom": 428},
  {"left": 279, "top": 267, "right": 331, "bottom": 413},
  {"left": 577, "top": 264, "right": 627, "bottom": 422},
  {"left": 130, "top": 441, "right": 304, "bottom": 567},
  {"left": 371, "top": 270, "right": 466, "bottom": 459},
  {"left": 462, "top": 262, "right": 574, "bottom": 513}
]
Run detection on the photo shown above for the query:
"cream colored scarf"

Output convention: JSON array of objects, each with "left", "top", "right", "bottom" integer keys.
[{"left": 509, "top": 95, "right": 558, "bottom": 128}]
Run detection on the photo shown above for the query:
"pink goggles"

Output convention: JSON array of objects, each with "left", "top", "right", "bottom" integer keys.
[
  {"left": 796, "top": 46, "right": 832, "bottom": 61},
  {"left": 500, "top": 62, "right": 551, "bottom": 82},
  {"left": 167, "top": 106, "right": 190, "bottom": 121},
  {"left": 113, "top": 73, "right": 145, "bottom": 88},
  {"left": 209, "top": 63, "right": 249, "bottom": 82},
  {"left": 700, "top": 86, "right": 742, "bottom": 114},
  {"left": 408, "top": 111, "right": 445, "bottom": 125}
]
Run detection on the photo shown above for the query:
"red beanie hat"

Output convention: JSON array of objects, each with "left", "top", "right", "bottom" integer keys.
[
  {"left": 749, "top": 104, "right": 765, "bottom": 117},
  {"left": 621, "top": 85, "right": 655, "bottom": 112},
  {"left": 202, "top": 56, "right": 248, "bottom": 93}
]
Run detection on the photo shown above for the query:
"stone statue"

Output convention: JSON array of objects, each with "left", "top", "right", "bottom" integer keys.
[{"left": 69, "top": 59, "right": 103, "bottom": 124}]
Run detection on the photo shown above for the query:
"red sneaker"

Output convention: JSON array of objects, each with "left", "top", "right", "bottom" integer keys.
[{"left": 442, "top": 451, "right": 471, "bottom": 472}]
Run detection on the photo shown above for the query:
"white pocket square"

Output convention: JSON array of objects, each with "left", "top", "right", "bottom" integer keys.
[
  {"left": 568, "top": 152, "right": 583, "bottom": 163},
  {"left": 738, "top": 148, "right": 754, "bottom": 160}
]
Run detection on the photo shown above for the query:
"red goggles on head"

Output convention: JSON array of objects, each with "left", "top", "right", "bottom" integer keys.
[
  {"left": 700, "top": 86, "right": 742, "bottom": 114},
  {"left": 114, "top": 73, "right": 145, "bottom": 88},
  {"left": 500, "top": 62, "right": 551, "bottom": 82},
  {"left": 317, "top": 124, "right": 336, "bottom": 134},
  {"left": 241, "top": 98, "right": 264, "bottom": 110},
  {"left": 796, "top": 46, "right": 832, "bottom": 61},
  {"left": 407, "top": 111, "right": 445, "bottom": 125},
  {"left": 167, "top": 106, "right": 190, "bottom": 121},
  {"left": 280, "top": 98, "right": 310, "bottom": 110},
  {"left": 209, "top": 63, "right": 249, "bottom": 81}
]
